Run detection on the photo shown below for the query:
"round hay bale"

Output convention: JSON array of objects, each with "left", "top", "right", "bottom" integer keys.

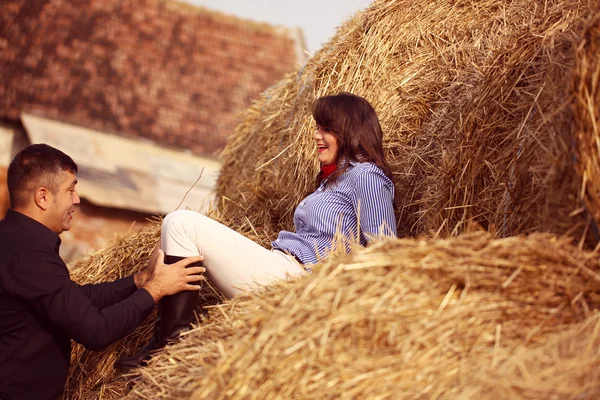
[
  {"left": 573, "top": 13, "right": 600, "bottom": 239},
  {"left": 116, "top": 232, "right": 600, "bottom": 399},
  {"left": 216, "top": 0, "right": 596, "bottom": 244}
]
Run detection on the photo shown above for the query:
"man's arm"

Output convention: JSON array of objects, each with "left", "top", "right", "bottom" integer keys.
[
  {"left": 8, "top": 249, "right": 203, "bottom": 351},
  {"left": 78, "top": 277, "right": 139, "bottom": 310}
]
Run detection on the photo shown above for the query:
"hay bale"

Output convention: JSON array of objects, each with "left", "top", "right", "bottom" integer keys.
[
  {"left": 116, "top": 232, "right": 600, "bottom": 399},
  {"left": 216, "top": 0, "right": 596, "bottom": 243},
  {"left": 573, "top": 13, "right": 600, "bottom": 239}
]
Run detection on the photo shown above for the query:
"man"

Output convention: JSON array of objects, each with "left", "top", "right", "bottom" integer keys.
[{"left": 0, "top": 144, "right": 205, "bottom": 400}]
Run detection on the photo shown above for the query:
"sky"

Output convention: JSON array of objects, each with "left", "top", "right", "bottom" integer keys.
[{"left": 185, "top": 0, "right": 373, "bottom": 54}]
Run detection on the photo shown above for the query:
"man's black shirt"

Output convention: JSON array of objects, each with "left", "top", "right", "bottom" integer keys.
[{"left": 0, "top": 210, "right": 155, "bottom": 400}]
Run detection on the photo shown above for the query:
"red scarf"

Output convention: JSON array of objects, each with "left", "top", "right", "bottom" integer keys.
[{"left": 320, "top": 163, "right": 337, "bottom": 180}]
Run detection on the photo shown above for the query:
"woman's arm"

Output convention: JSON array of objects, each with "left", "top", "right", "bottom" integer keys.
[{"left": 353, "top": 169, "right": 397, "bottom": 241}]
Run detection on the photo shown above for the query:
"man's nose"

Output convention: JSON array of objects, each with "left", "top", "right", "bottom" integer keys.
[{"left": 73, "top": 192, "right": 81, "bottom": 205}]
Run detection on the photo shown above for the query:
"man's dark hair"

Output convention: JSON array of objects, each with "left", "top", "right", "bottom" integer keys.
[{"left": 8, "top": 144, "right": 78, "bottom": 209}]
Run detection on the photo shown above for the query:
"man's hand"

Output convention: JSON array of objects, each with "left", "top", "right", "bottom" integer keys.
[{"left": 142, "top": 249, "right": 205, "bottom": 303}]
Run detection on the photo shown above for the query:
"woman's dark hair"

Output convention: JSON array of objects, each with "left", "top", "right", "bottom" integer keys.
[{"left": 312, "top": 92, "right": 392, "bottom": 187}]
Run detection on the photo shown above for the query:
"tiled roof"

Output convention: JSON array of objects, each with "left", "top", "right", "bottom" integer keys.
[{"left": 0, "top": 0, "right": 303, "bottom": 156}]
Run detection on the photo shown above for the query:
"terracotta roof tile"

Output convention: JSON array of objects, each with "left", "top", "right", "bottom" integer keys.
[{"left": 1, "top": 0, "right": 303, "bottom": 156}]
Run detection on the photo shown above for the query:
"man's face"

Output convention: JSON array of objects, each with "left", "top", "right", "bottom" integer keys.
[{"left": 47, "top": 171, "right": 80, "bottom": 234}]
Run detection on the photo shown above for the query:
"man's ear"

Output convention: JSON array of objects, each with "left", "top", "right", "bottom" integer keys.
[{"left": 34, "top": 187, "right": 52, "bottom": 211}]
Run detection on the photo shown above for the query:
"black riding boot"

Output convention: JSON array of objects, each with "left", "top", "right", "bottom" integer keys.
[
  {"left": 157, "top": 255, "right": 203, "bottom": 345},
  {"left": 114, "top": 255, "right": 203, "bottom": 372}
]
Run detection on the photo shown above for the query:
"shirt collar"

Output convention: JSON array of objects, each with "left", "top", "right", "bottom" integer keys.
[
  {"left": 338, "top": 158, "right": 358, "bottom": 169},
  {"left": 319, "top": 159, "right": 361, "bottom": 189},
  {"left": 4, "top": 209, "right": 62, "bottom": 252}
]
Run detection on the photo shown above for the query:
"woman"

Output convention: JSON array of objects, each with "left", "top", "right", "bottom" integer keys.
[{"left": 115, "top": 92, "right": 397, "bottom": 370}]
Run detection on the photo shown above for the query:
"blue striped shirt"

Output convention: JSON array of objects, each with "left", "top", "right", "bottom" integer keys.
[{"left": 272, "top": 161, "right": 397, "bottom": 264}]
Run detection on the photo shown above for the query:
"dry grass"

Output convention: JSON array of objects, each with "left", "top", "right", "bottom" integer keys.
[
  {"left": 117, "top": 232, "right": 600, "bottom": 399},
  {"left": 469, "top": 311, "right": 600, "bottom": 399}
]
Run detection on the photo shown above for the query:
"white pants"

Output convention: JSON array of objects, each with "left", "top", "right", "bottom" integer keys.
[{"left": 161, "top": 210, "right": 306, "bottom": 299}]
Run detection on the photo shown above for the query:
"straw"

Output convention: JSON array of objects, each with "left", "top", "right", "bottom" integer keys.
[{"left": 118, "top": 232, "right": 600, "bottom": 399}]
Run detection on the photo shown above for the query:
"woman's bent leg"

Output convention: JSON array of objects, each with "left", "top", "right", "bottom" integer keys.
[{"left": 162, "top": 210, "right": 305, "bottom": 299}]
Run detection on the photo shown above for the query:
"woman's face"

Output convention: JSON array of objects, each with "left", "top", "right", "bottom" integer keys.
[{"left": 314, "top": 125, "right": 339, "bottom": 166}]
